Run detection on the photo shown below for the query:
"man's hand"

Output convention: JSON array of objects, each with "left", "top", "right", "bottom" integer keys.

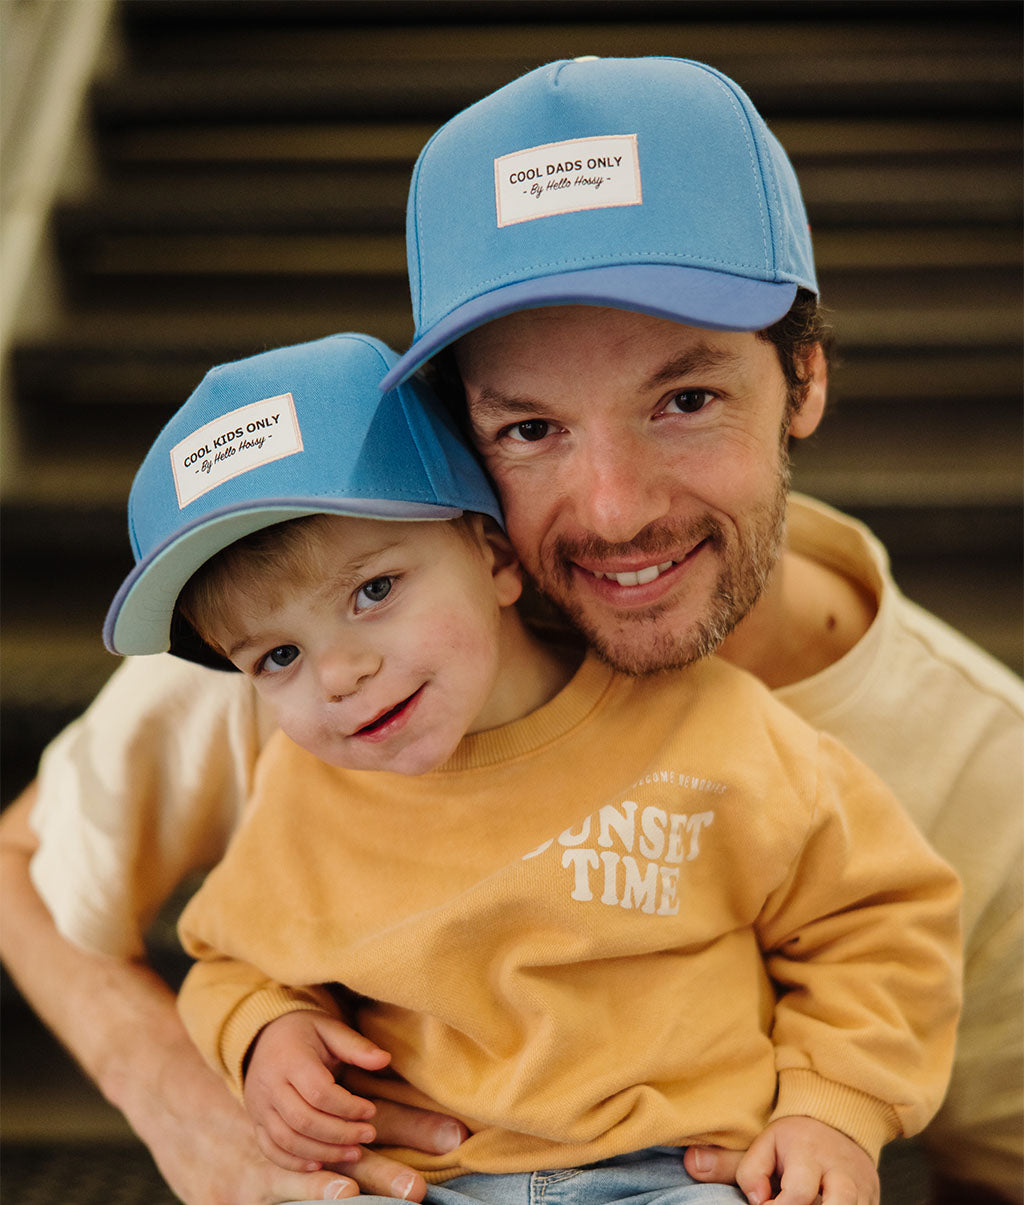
[
  {"left": 686, "top": 1117, "right": 879, "bottom": 1205},
  {"left": 0, "top": 784, "right": 468, "bottom": 1203},
  {"left": 683, "top": 1142, "right": 744, "bottom": 1187},
  {"left": 139, "top": 1024, "right": 465, "bottom": 1203},
  {"left": 138, "top": 1028, "right": 366, "bottom": 1201}
]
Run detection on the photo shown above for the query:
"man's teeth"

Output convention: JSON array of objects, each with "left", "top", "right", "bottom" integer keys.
[{"left": 592, "top": 561, "right": 674, "bottom": 587}]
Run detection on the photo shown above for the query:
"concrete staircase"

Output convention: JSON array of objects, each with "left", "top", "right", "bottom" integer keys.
[{"left": 3, "top": 0, "right": 1022, "bottom": 806}]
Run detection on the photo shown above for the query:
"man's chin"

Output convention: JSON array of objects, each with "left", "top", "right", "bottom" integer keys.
[
  {"left": 527, "top": 567, "right": 749, "bottom": 677},
  {"left": 560, "top": 604, "right": 732, "bottom": 678},
  {"left": 587, "top": 629, "right": 722, "bottom": 677}
]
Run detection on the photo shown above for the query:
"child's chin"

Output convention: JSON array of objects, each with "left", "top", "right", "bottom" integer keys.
[
  {"left": 382, "top": 736, "right": 462, "bottom": 777},
  {"left": 314, "top": 741, "right": 453, "bottom": 778}
]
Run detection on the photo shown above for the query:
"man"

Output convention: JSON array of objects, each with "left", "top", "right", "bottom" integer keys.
[{"left": 1, "top": 57, "right": 1020, "bottom": 1205}]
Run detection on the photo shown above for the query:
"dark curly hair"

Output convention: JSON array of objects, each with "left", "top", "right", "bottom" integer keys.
[{"left": 756, "top": 288, "right": 833, "bottom": 414}]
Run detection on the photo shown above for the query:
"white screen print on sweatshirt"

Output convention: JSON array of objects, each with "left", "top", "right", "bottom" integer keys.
[{"left": 523, "top": 773, "right": 723, "bottom": 916}]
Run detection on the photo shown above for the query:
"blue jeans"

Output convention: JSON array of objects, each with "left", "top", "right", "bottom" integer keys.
[{"left": 288, "top": 1146, "right": 745, "bottom": 1204}]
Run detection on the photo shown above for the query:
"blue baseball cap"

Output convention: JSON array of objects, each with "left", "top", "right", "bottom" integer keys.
[
  {"left": 381, "top": 55, "right": 817, "bottom": 390},
  {"left": 105, "top": 333, "right": 503, "bottom": 661}
]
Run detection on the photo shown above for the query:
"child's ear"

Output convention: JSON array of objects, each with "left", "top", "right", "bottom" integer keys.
[{"left": 474, "top": 516, "right": 523, "bottom": 607}]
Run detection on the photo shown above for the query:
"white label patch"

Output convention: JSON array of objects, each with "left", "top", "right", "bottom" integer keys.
[
  {"left": 171, "top": 393, "right": 303, "bottom": 508},
  {"left": 494, "top": 134, "right": 641, "bottom": 227}
]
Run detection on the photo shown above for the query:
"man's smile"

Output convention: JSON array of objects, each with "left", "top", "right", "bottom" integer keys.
[
  {"left": 571, "top": 544, "right": 711, "bottom": 609},
  {"left": 590, "top": 560, "right": 675, "bottom": 587},
  {"left": 565, "top": 529, "right": 718, "bottom": 602}
]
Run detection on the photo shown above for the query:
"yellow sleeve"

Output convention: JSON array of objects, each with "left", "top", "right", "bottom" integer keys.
[
  {"left": 756, "top": 733, "right": 963, "bottom": 1161},
  {"left": 177, "top": 954, "right": 340, "bottom": 1098}
]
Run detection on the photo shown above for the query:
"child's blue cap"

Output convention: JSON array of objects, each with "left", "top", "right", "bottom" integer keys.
[
  {"left": 105, "top": 333, "right": 503, "bottom": 660},
  {"left": 381, "top": 55, "right": 817, "bottom": 390}
]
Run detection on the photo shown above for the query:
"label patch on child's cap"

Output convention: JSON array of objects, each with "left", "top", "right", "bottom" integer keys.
[
  {"left": 494, "top": 134, "right": 641, "bottom": 228},
  {"left": 171, "top": 393, "right": 303, "bottom": 508}
]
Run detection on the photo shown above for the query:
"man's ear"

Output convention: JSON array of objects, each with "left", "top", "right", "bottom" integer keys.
[
  {"left": 475, "top": 516, "right": 523, "bottom": 607},
  {"left": 787, "top": 342, "right": 828, "bottom": 440}
]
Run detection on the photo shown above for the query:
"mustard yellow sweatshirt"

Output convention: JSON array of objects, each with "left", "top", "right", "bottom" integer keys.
[{"left": 178, "top": 653, "right": 961, "bottom": 1180}]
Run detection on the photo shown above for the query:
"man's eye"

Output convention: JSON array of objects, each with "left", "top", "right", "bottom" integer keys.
[
  {"left": 665, "top": 390, "right": 714, "bottom": 414},
  {"left": 356, "top": 576, "right": 393, "bottom": 610},
  {"left": 504, "top": 419, "right": 551, "bottom": 443},
  {"left": 259, "top": 645, "right": 299, "bottom": 674}
]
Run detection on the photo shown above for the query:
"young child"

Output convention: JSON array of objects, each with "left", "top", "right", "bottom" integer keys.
[{"left": 105, "top": 332, "right": 961, "bottom": 1205}]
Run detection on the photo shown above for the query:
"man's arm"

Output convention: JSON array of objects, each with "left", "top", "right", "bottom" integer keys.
[{"left": 0, "top": 784, "right": 463, "bottom": 1204}]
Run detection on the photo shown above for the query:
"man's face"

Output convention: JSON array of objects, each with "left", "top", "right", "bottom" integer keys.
[{"left": 456, "top": 306, "right": 824, "bottom": 676}]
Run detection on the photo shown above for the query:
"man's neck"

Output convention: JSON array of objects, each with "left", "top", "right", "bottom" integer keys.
[{"left": 718, "top": 548, "right": 877, "bottom": 690}]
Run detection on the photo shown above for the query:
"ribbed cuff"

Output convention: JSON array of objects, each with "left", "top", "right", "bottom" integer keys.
[
  {"left": 771, "top": 1068, "right": 902, "bottom": 1162},
  {"left": 219, "top": 984, "right": 340, "bottom": 1096}
]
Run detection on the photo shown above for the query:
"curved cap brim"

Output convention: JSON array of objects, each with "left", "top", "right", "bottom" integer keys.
[
  {"left": 105, "top": 497, "right": 462, "bottom": 658},
  {"left": 380, "top": 263, "right": 798, "bottom": 391}
]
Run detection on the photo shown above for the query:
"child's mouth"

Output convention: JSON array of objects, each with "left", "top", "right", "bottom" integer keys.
[{"left": 355, "top": 686, "right": 425, "bottom": 736}]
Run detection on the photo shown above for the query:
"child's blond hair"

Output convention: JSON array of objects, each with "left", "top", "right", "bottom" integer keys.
[{"left": 178, "top": 512, "right": 485, "bottom": 658}]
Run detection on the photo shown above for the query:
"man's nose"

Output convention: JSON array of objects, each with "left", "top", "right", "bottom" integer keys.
[
  {"left": 567, "top": 433, "right": 673, "bottom": 543},
  {"left": 318, "top": 641, "right": 381, "bottom": 701}
]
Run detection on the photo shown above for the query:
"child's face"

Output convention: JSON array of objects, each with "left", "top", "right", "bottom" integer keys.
[{"left": 211, "top": 516, "right": 522, "bottom": 774}]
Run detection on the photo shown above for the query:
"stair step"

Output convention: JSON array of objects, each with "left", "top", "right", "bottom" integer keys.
[
  {"left": 55, "top": 155, "right": 1024, "bottom": 236},
  {"left": 57, "top": 182, "right": 411, "bottom": 234},
  {"left": 12, "top": 297, "right": 1020, "bottom": 360},
  {"left": 96, "top": 117, "right": 1021, "bottom": 172},
  {"left": 51, "top": 247, "right": 1020, "bottom": 324},
  {"left": 101, "top": 2, "right": 1021, "bottom": 124},
  {"left": 10, "top": 302, "right": 412, "bottom": 357},
  {"left": 12, "top": 338, "right": 1023, "bottom": 410},
  {"left": 91, "top": 52, "right": 1021, "bottom": 128},
  {"left": 117, "top": 6, "right": 1018, "bottom": 70}
]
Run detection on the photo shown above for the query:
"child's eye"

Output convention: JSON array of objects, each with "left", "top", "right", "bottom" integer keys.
[
  {"left": 355, "top": 576, "right": 393, "bottom": 611},
  {"left": 258, "top": 645, "right": 300, "bottom": 674}
]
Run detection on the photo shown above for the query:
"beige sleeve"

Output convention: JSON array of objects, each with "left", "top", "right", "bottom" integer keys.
[
  {"left": 778, "top": 584, "right": 1023, "bottom": 1192},
  {"left": 919, "top": 884, "right": 1023, "bottom": 1200},
  {"left": 29, "top": 653, "right": 275, "bottom": 957}
]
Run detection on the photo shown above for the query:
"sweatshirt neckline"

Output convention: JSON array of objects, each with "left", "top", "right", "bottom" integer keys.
[{"left": 437, "top": 652, "right": 616, "bottom": 772}]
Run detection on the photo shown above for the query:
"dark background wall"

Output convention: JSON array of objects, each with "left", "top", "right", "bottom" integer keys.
[{"left": 2, "top": 0, "right": 1021, "bottom": 809}]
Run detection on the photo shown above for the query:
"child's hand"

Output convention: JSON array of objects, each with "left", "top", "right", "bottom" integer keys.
[
  {"left": 243, "top": 1010, "right": 392, "bottom": 1172},
  {"left": 734, "top": 1115, "right": 879, "bottom": 1205}
]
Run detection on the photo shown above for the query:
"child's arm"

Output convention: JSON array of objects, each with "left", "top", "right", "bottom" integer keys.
[
  {"left": 733, "top": 1115, "right": 878, "bottom": 1205},
  {"left": 755, "top": 734, "right": 963, "bottom": 1162},
  {"left": 175, "top": 954, "right": 392, "bottom": 1161},
  {"left": 243, "top": 1010, "right": 391, "bottom": 1172}
]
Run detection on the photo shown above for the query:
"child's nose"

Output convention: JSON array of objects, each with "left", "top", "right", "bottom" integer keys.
[{"left": 318, "top": 642, "right": 381, "bottom": 701}]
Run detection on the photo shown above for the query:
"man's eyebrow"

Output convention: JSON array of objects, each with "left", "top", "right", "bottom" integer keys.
[
  {"left": 467, "top": 344, "right": 746, "bottom": 420},
  {"left": 643, "top": 344, "right": 746, "bottom": 390},
  {"left": 466, "top": 388, "right": 544, "bottom": 421}
]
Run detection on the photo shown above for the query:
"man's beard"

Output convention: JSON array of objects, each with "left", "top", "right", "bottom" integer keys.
[{"left": 532, "top": 451, "right": 792, "bottom": 678}]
